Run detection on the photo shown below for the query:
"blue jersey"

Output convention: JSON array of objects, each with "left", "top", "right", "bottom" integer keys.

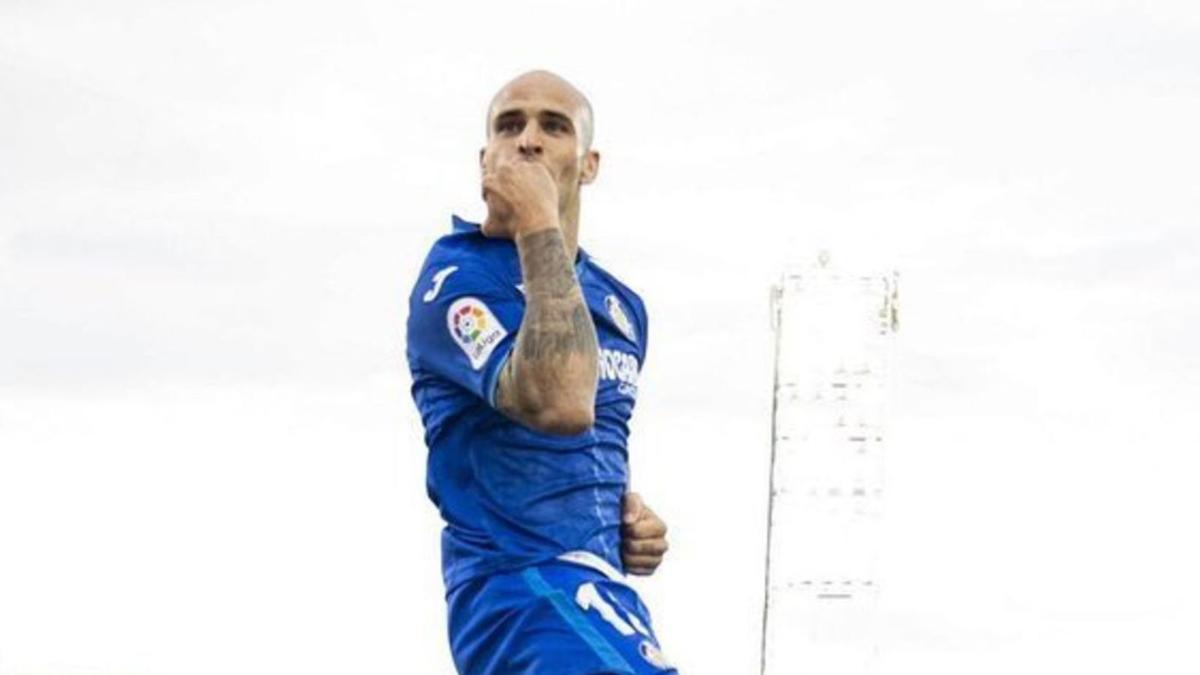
[{"left": 406, "top": 215, "right": 649, "bottom": 592}]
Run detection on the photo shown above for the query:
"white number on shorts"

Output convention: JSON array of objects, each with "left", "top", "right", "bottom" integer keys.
[{"left": 575, "top": 583, "right": 651, "bottom": 638}]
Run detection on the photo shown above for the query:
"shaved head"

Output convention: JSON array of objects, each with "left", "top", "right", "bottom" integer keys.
[{"left": 486, "top": 70, "right": 594, "bottom": 153}]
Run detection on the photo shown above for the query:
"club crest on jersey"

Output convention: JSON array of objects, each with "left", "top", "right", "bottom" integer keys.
[
  {"left": 447, "top": 297, "right": 507, "bottom": 370},
  {"left": 605, "top": 294, "right": 637, "bottom": 343}
]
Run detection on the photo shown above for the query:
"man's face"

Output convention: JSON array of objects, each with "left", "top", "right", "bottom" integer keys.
[{"left": 481, "top": 76, "right": 598, "bottom": 212}]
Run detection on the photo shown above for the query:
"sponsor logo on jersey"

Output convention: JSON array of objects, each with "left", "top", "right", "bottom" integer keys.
[
  {"left": 422, "top": 265, "right": 458, "bottom": 303},
  {"left": 599, "top": 347, "right": 639, "bottom": 397},
  {"left": 605, "top": 294, "right": 637, "bottom": 343},
  {"left": 447, "top": 297, "right": 507, "bottom": 370},
  {"left": 638, "top": 640, "right": 672, "bottom": 670}
]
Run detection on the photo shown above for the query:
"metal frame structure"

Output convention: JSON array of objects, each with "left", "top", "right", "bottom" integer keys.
[{"left": 760, "top": 257, "right": 898, "bottom": 674}]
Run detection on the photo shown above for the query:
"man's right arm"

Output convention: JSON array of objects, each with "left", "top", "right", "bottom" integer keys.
[{"left": 494, "top": 225, "right": 598, "bottom": 435}]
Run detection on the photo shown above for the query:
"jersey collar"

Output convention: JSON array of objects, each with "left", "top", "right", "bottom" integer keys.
[{"left": 451, "top": 214, "right": 590, "bottom": 274}]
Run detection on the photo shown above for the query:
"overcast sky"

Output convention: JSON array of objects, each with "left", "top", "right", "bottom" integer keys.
[{"left": 2, "top": 1, "right": 1198, "bottom": 673}]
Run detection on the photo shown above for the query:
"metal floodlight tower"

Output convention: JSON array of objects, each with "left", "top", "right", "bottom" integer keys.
[{"left": 760, "top": 253, "right": 899, "bottom": 675}]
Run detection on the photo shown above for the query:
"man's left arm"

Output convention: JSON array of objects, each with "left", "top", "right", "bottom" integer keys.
[{"left": 621, "top": 492, "right": 669, "bottom": 576}]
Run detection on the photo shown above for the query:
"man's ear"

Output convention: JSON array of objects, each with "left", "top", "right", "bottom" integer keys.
[{"left": 579, "top": 149, "right": 601, "bottom": 185}]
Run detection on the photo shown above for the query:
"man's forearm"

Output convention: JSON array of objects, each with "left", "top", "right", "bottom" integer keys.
[{"left": 496, "top": 227, "right": 598, "bottom": 433}]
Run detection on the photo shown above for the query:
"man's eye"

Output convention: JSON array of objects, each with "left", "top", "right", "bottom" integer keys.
[{"left": 498, "top": 120, "right": 521, "bottom": 133}]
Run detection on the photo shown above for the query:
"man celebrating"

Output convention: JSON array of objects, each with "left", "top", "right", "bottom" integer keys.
[{"left": 405, "top": 70, "right": 677, "bottom": 674}]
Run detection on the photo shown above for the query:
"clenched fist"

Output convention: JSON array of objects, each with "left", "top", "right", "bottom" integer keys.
[
  {"left": 480, "top": 153, "right": 560, "bottom": 239},
  {"left": 621, "top": 492, "right": 669, "bottom": 576}
]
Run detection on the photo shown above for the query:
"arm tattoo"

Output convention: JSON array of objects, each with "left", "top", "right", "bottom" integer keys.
[
  {"left": 514, "top": 229, "right": 597, "bottom": 361},
  {"left": 519, "top": 228, "right": 578, "bottom": 297},
  {"left": 522, "top": 304, "right": 595, "bottom": 359},
  {"left": 499, "top": 228, "right": 598, "bottom": 417}
]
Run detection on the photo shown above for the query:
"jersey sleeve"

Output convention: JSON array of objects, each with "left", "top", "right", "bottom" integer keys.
[{"left": 406, "top": 261, "right": 522, "bottom": 407}]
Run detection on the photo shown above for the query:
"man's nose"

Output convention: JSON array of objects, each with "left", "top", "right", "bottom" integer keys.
[{"left": 517, "top": 127, "right": 543, "bottom": 157}]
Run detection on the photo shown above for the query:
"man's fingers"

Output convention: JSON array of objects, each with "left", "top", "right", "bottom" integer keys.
[
  {"left": 622, "top": 554, "right": 663, "bottom": 571},
  {"left": 622, "top": 537, "right": 669, "bottom": 556},
  {"left": 622, "top": 492, "right": 645, "bottom": 525},
  {"left": 619, "top": 494, "right": 670, "bottom": 578},
  {"left": 623, "top": 513, "right": 666, "bottom": 539}
]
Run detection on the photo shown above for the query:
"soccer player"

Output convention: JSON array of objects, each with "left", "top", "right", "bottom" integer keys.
[{"left": 405, "top": 70, "right": 678, "bottom": 674}]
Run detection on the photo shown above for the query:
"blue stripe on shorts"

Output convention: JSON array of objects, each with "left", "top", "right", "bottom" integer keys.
[{"left": 521, "top": 567, "right": 635, "bottom": 673}]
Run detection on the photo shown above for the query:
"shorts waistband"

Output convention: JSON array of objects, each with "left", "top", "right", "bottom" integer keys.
[{"left": 555, "top": 550, "right": 628, "bottom": 585}]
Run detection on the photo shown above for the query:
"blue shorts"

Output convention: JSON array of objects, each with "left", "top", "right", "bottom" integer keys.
[{"left": 446, "top": 556, "right": 678, "bottom": 674}]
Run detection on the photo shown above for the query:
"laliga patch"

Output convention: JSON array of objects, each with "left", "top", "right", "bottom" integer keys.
[
  {"left": 638, "top": 640, "right": 672, "bottom": 670},
  {"left": 446, "top": 297, "right": 507, "bottom": 370},
  {"left": 605, "top": 294, "right": 637, "bottom": 343}
]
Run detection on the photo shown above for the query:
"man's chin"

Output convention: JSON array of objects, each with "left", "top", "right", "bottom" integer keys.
[{"left": 479, "top": 222, "right": 507, "bottom": 239}]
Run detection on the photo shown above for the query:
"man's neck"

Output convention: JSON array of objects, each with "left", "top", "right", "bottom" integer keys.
[{"left": 560, "top": 199, "right": 581, "bottom": 263}]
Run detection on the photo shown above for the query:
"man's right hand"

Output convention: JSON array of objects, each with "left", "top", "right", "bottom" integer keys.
[{"left": 480, "top": 156, "right": 560, "bottom": 239}]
